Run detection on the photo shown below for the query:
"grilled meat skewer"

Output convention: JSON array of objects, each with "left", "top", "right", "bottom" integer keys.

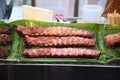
[
  {"left": 17, "top": 25, "right": 94, "bottom": 37},
  {"left": 0, "top": 34, "right": 11, "bottom": 44},
  {"left": 105, "top": 32, "right": 120, "bottom": 47},
  {"left": 25, "top": 36, "right": 95, "bottom": 47},
  {"left": 24, "top": 48, "right": 100, "bottom": 57}
]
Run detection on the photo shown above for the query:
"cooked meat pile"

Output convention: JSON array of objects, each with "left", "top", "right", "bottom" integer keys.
[
  {"left": 105, "top": 32, "right": 120, "bottom": 47},
  {"left": 0, "top": 27, "right": 13, "bottom": 58},
  {"left": 17, "top": 25, "right": 100, "bottom": 58},
  {"left": 17, "top": 25, "right": 94, "bottom": 37},
  {"left": 0, "top": 34, "right": 11, "bottom": 44},
  {"left": 24, "top": 48, "right": 100, "bottom": 57},
  {"left": 0, "top": 27, "right": 13, "bottom": 34},
  {"left": 25, "top": 36, "right": 95, "bottom": 47},
  {"left": 0, "top": 48, "right": 9, "bottom": 58}
]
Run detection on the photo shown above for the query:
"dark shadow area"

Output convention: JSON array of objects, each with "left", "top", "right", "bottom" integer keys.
[
  {"left": 13, "top": 66, "right": 120, "bottom": 80},
  {"left": 1, "top": 65, "right": 120, "bottom": 80},
  {"left": 0, "top": 66, "right": 8, "bottom": 80}
]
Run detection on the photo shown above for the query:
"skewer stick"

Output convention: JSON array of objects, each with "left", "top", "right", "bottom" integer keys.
[{"left": 107, "top": 10, "right": 120, "bottom": 24}]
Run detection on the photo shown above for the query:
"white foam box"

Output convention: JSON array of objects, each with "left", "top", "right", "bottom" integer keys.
[{"left": 10, "top": 5, "right": 53, "bottom": 22}]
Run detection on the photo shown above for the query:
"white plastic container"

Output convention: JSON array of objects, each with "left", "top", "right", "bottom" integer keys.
[{"left": 82, "top": 5, "right": 102, "bottom": 23}]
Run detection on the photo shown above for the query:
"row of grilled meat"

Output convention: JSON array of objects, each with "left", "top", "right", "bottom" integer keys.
[
  {"left": 17, "top": 25, "right": 120, "bottom": 58},
  {"left": 1, "top": 25, "right": 120, "bottom": 58},
  {"left": 0, "top": 27, "right": 12, "bottom": 58},
  {"left": 17, "top": 25, "right": 101, "bottom": 58}
]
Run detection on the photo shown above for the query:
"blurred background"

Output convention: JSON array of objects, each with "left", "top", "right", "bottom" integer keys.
[
  {"left": 12, "top": 0, "right": 106, "bottom": 17},
  {"left": 0, "top": 0, "right": 107, "bottom": 21}
]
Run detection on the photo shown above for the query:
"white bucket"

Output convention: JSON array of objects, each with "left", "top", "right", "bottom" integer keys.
[{"left": 82, "top": 5, "right": 102, "bottom": 23}]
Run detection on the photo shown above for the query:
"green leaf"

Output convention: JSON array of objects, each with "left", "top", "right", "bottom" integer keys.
[
  {"left": 5, "top": 27, "right": 21, "bottom": 61},
  {"left": 9, "top": 20, "right": 102, "bottom": 63},
  {"left": 1, "top": 20, "right": 120, "bottom": 63}
]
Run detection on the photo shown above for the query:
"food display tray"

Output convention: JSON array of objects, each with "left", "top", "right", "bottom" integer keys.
[{"left": 0, "top": 20, "right": 120, "bottom": 67}]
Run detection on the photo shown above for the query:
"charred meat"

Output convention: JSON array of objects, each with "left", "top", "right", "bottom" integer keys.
[
  {"left": 24, "top": 48, "right": 100, "bottom": 57},
  {"left": 25, "top": 36, "right": 95, "bottom": 47},
  {"left": 0, "top": 34, "right": 11, "bottom": 44},
  {"left": 0, "top": 48, "right": 9, "bottom": 58},
  {"left": 0, "top": 27, "right": 13, "bottom": 34},
  {"left": 17, "top": 25, "right": 94, "bottom": 37},
  {"left": 105, "top": 32, "right": 120, "bottom": 47}
]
